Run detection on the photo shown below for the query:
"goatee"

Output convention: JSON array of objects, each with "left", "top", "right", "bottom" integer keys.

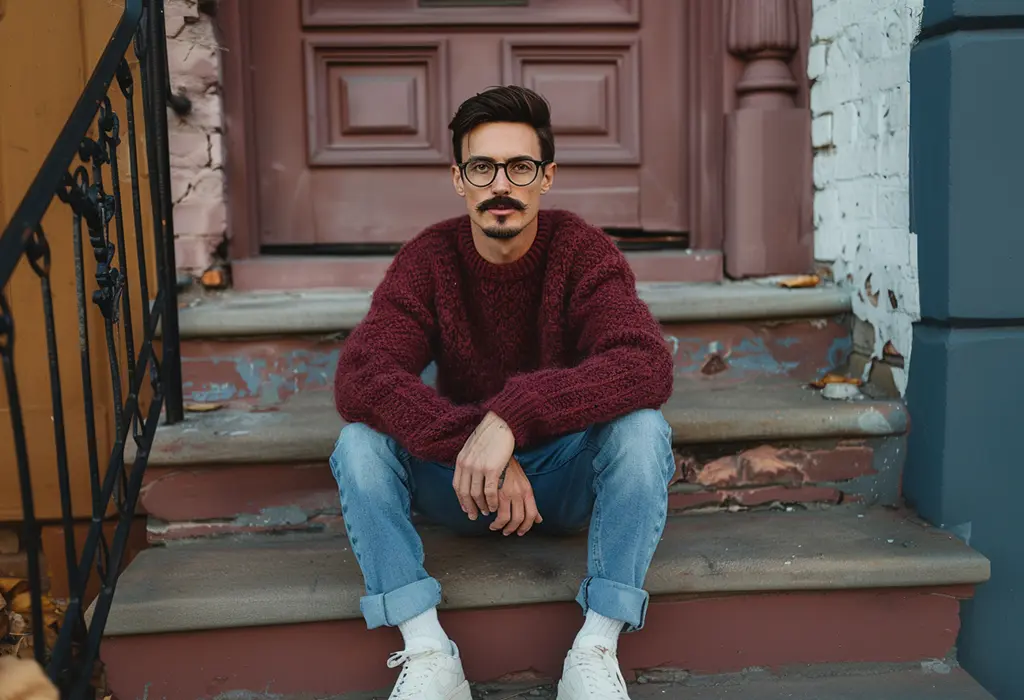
[{"left": 482, "top": 225, "right": 523, "bottom": 240}]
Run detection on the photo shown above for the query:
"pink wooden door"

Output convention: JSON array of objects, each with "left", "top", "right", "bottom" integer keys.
[{"left": 248, "top": 0, "right": 689, "bottom": 247}]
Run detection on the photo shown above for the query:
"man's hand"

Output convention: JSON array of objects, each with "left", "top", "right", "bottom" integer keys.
[
  {"left": 490, "top": 457, "right": 543, "bottom": 536},
  {"left": 454, "top": 411, "right": 515, "bottom": 519}
]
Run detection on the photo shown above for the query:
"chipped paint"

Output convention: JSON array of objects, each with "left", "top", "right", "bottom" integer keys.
[
  {"left": 182, "top": 340, "right": 340, "bottom": 406},
  {"left": 180, "top": 320, "right": 851, "bottom": 407},
  {"left": 811, "top": 0, "right": 923, "bottom": 395}
]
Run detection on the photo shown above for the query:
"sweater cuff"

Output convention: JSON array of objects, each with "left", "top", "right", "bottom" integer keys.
[{"left": 483, "top": 382, "right": 544, "bottom": 447}]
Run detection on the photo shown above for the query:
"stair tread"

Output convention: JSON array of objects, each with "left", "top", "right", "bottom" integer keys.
[
  {"left": 469, "top": 669, "right": 995, "bottom": 700},
  {"left": 103, "top": 506, "right": 989, "bottom": 636},
  {"left": 147, "top": 377, "right": 906, "bottom": 467},
  {"left": 173, "top": 280, "right": 851, "bottom": 338}
]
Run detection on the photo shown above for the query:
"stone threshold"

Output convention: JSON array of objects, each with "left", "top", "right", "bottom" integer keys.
[
  {"left": 169, "top": 279, "right": 852, "bottom": 338},
  {"left": 228, "top": 249, "right": 724, "bottom": 293}
]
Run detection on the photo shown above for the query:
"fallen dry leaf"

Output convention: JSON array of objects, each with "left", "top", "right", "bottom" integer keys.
[
  {"left": 9, "top": 591, "right": 57, "bottom": 616},
  {"left": 8, "top": 612, "right": 26, "bottom": 636},
  {"left": 185, "top": 402, "right": 224, "bottom": 413},
  {"left": 778, "top": 274, "right": 821, "bottom": 289},
  {"left": 0, "top": 578, "right": 26, "bottom": 596},
  {"left": 701, "top": 353, "right": 729, "bottom": 375},
  {"left": 9, "top": 592, "right": 31, "bottom": 615},
  {"left": 810, "top": 373, "right": 863, "bottom": 389},
  {"left": 200, "top": 268, "right": 227, "bottom": 289}
]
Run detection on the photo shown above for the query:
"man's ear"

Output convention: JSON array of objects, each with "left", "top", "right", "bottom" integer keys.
[
  {"left": 540, "top": 162, "right": 557, "bottom": 195},
  {"left": 451, "top": 164, "right": 466, "bottom": 197}
]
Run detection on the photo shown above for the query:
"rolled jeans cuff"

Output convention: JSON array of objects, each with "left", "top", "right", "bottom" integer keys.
[
  {"left": 360, "top": 577, "right": 442, "bottom": 629},
  {"left": 575, "top": 576, "right": 650, "bottom": 632}
]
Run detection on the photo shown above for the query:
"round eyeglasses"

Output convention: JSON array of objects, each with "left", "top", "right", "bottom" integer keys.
[{"left": 458, "top": 158, "right": 551, "bottom": 188}]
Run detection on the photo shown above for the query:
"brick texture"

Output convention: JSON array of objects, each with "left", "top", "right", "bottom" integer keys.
[
  {"left": 668, "top": 443, "right": 876, "bottom": 513},
  {"left": 810, "top": 0, "right": 924, "bottom": 394},
  {"left": 167, "top": 0, "right": 225, "bottom": 275}
]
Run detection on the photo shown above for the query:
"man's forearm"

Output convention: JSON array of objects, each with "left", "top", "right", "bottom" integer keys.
[
  {"left": 336, "top": 365, "right": 486, "bottom": 463},
  {"left": 483, "top": 345, "right": 673, "bottom": 447}
]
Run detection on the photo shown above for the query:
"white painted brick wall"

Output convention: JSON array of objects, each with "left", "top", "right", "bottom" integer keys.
[
  {"left": 810, "top": 0, "right": 923, "bottom": 394},
  {"left": 166, "top": 0, "right": 226, "bottom": 275}
]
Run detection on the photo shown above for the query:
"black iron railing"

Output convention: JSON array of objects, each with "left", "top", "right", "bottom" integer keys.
[{"left": 0, "top": 0, "right": 182, "bottom": 697}]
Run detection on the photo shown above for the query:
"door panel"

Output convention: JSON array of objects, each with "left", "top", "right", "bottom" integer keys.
[
  {"left": 251, "top": 0, "right": 687, "bottom": 246},
  {"left": 501, "top": 35, "right": 640, "bottom": 165},
  {"left": 304, "top": 37, "right": 451, "bottom": 166}
]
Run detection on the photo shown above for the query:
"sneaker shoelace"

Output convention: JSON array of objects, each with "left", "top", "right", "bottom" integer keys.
[
  {"left": 574, "top": 645, "right": 629, "bottom": 698},
  {"left": 386, "top": 647, "right": 448, "bottom": 699}
]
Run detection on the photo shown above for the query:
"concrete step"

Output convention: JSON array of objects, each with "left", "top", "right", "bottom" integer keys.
[
  {"left": 382, "top": 667, "right": 997, "bottom": 700},
  {"left": 98, "top": 507, "right": 990, "bottom": 699},
  {"left": 147, "top": 378, "right": 903, "bottom": 468},
  {"left": 173, "top": 281, "right": 855, "bottom": 408},
  {"left": 138, "top": 377, "right": 908, "bottom": 541}
]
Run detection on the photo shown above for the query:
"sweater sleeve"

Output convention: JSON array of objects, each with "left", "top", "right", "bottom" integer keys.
[
  {"left": 333, "top": 243, "right": 486, "bottom": 464},
  {"left": 482, "top": 239, "right": 674, "bottom": 447}
]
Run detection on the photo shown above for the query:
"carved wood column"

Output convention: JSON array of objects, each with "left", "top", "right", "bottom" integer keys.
[{"left": 724, "top": 0, "right": 812, "bottom": 277}]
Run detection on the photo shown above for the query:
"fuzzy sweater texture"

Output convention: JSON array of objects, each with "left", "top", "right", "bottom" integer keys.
[{"left": 333, "top": 209, "right": 674, "bottom": 464}]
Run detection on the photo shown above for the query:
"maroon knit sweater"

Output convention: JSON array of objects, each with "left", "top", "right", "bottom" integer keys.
[{"left": 333, "top": 209, "right": 674, "bottom": 464}]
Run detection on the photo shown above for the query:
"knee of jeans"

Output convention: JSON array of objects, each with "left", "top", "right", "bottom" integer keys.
[
  {"left": 603, "top": 409, "right": 675, "bottom": 484},
  {"left": 330, "top": 423, "right": 404, "bottom": 496}
]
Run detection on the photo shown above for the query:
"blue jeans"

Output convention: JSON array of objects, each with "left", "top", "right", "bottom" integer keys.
[{"left": 329, "top": 409, "right": 675, "bottom": 633}]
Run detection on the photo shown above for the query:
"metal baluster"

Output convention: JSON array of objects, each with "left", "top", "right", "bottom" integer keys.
[
  {"left": 0, "top": 292, "right": 46, "bottom": 667},
  {"left": 99, "top": 97, "right": 138, "bottom": 394},
  {"left": 143, "top": 0, "right": 183, "bottom": 424},
  {"left": 117, "top": 59, "right": 153, "bottom": 337},
  {"left": 26, "top": 227, "right": 89, "bottom": 670},
  {"left": 60, "top": 170, "right": 104, "bottom": 527},
  {"left": 80, "top": 133, "right": 130, "bottom": 509}
]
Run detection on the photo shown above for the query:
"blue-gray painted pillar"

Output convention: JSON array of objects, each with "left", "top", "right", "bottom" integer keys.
[{"left": 906, "top": 2, "right": 1024, "bottom": 697}]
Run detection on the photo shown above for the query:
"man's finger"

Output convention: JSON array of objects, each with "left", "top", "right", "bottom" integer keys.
[
  {"left": 519, "top": 496, "right": 541, "bottom": 536},
  {"left": 490, "top": 495, "right": 512, "bottom": 531},
  {"left": 484, "top": 470, "right": 501, "bottom": 512},
  {"left": 504, "top": 497, "right": 526, "bottom": 536},
  {"left": 470, "top": 471, "right": 489, "bottom": 514},
  {"left": 459, "top": 468, "right": 479, "bottom": 520},
  {"left": 452, "top": 464, "right": 466, "bottom": 513}
]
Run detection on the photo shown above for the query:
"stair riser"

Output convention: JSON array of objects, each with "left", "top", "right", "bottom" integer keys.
[
  {"left": 141, "top": 436, "right": 903, "bottom": 543},
  {"left": 100, "top": 585, "right": 972, "bottom": 700},
  {"left": 179, "top": 319, "right": 851, "bottom": 408}
]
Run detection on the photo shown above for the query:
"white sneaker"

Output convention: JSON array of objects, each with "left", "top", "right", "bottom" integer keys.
[
  {"left": 556, "top": 645, "right": 631, "bottom": 700},
  {"left": 386, "top": 640, "right": 472, "bottom": 700}
]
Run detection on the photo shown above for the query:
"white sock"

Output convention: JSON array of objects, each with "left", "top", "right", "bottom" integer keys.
[
  {"left": 398, "top": 608, "right": 452, "bottom": 653},
  {"left": 573, "top": 610, "right": 625, "bottom": 652}
]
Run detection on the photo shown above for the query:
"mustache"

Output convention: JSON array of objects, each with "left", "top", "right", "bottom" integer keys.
[{"left": 477, "top": 196, "right": 525, "bottom": 213}]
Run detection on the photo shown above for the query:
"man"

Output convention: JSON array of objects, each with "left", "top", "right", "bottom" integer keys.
[{"left": 331, "top": 85, "right": 675, "bottom": 700}]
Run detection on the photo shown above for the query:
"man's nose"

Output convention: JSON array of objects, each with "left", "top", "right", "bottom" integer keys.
[{"left": 490, "top": 168, "right": 512, "bottom": 194}]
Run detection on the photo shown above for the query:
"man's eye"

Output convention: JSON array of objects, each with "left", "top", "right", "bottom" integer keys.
[
  {"left": 511, "top": 162, "right": 533, "bottom": 173},
  {"left": 469, "top": 162, "right": 492, "bottom": 173}
]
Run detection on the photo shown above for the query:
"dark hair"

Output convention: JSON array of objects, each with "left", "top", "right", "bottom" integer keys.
[{"left": 448, "top": 85, "right": 555, "bottom": 164}]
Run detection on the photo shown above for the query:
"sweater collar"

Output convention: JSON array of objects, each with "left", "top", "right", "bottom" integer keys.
[{"left": 456, "top": 211, "right": 552, "bottom": 281}]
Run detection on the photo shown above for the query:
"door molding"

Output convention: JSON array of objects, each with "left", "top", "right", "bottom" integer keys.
[
  {"left": 217, "top": 0, "right": 811, "bottom": 270},
  {"left": 218, "top": 0, "right": 261, "bottom": 260}
]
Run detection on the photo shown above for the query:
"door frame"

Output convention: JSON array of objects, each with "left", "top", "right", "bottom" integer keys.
[{"left": 216, "top": 0, "right": 810, "bottom": 269}]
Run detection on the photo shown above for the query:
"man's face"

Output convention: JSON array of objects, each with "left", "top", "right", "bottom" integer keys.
[{"left": 451, "top": 121, "right": 556, "bottom": 240}]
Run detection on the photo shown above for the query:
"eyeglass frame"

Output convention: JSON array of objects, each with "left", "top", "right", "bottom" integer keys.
[{"left": 457, "top": 157, "right": 553, "bottom": 188}]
